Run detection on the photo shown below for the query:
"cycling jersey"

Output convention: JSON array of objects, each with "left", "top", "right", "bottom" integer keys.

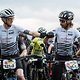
[
  {"left": 30, "top": 37, "right": 45, "bottom": 57},
  {"left": 52, "top": 27, "right": 80, "bottom": 56},
  {"left": 0, "top": 25, "right": 25, "bottom": 56}
]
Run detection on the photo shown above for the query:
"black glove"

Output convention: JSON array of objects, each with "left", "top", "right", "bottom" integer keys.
[
  {"left": 46, "top": 32, "right": 54, "bottom": 38},
  {"left": 40, "top": 32, "right": 46, "bottom": 38},
  {"left": 24, "top": 30, "right": 30, "bottom": 34}
]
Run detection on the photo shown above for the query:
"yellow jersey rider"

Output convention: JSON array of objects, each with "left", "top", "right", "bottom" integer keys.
[{"left": 30, "top": 27, "right": 47, "bottom": 57}]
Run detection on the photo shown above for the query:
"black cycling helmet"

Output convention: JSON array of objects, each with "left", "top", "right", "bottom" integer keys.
[
  {"left": 46, "top": 32, "right": 54, "bottom": 38},
  {"left": 0, "top": 8, "right": 15, "bottom": 18},
  {"left": 59, "top": 10, "right": 74, "bottom": 20}
]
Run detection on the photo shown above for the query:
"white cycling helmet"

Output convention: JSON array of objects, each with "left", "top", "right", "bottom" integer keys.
[
  {"left": 0, "top": 8, "right": 15, "bottom": 18},
  {"left": 38, "top": 27, "right": 47, "bottom": 33}
]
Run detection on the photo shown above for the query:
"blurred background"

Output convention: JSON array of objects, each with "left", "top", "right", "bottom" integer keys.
[{"left": 0, "top": 0, "right": 80, "bottom": 31}]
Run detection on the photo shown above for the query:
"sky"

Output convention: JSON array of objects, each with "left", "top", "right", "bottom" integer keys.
[{"left": 0, "top": 0, "right": 80, "bottom": 31}]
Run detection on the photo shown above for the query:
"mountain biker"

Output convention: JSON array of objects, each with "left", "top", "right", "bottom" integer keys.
[
  {"left": 49, "top": 10, "right": 80, "bottom": 80},
  {"left": 26, "top": 27, "right": 47, "bottom": 80},
  {"left": 0, "top": 8, "right": 45, "bottom": 80},
  {"left": 0, "top": 8, "right": 28, "bottom": 80},
  {"left": 45, "top": 31, "right": 54, "bottom": 77},
  {"left": 18, "top": 33, "right": 28, "bottom": 78},
  {"left": 18, "top": 33, "right": 28, "bottom": 57},
  {"left": 30, "top": 27, "right": 47, "bottom": 57},
  {"left": 0, "top": 9, "right": 25, "bottom": 80},
  {"left": 46, "top": 31, "right": 54, "bottom": 54},
  {"left": 18, "top": 33, "right": 31, "bottom": 55}
]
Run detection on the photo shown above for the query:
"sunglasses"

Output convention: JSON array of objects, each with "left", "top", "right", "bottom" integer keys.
[{"left": 59, "top": 19, "right": 66, "bottom": 23}]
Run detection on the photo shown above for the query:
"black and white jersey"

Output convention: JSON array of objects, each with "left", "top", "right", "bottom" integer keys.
[
  {"left": 0, "top": 25, "right": 24, "bottom": 56},
  {"left": 52, "top": 27, "right": 80, "bottom": 56}
]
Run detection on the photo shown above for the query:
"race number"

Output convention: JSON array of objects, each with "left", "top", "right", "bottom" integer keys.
[
  {"left": 3, "top": 59, "right": 16, "bottom": 69},
  {"left": 65, "top": 60, "right": 79, "bottom": 71}
]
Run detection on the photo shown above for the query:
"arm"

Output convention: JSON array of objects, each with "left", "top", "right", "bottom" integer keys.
[
  {"left": 19, "top": 42, "right": 28, "bottom": 57},
  {"left": 20, "top": 49, "right": 27, "bottom": 57},
  {"left": 24, "top": 30, "right": 51, "bottom": 38},
  {"left": 76, "top": 49, "right": 80, "bottom": 56},
  {"left": 24, "top": 30, "right": 40, "bottom": 37},
  {"left": 48, "top": 44, "right": 54, "bottom": 53}
]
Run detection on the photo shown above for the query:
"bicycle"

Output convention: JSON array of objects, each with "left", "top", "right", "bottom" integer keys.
[
  {"left": 0, "top": 56, "right": 26, "bottom": 80},
  {"left": 64, "top": 57, "right": 80, "bottom": 80},
  {"left": 27, "top": 54, "right": 50, "bottom": 80},
  {"left": 45, "top": 53, "right": 55, "bottom": 80},
  {"left": 51, "top": 57, "right": 80, "bottom": 80}
]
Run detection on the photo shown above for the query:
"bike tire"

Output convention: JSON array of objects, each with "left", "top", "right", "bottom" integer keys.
[
  {"left": 32, "top": 70, "right": 38, "bottom": 80},
  {"left": 43, "top": 67, "right": 50, "bottom": 80}
]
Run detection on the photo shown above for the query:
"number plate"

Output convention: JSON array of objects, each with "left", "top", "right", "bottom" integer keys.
[
  {"left": 65, "top": 60, "right": 79, "bottom": 71},
  {"left": 3, "top": 59, "right": 16, "bottom": 69}
]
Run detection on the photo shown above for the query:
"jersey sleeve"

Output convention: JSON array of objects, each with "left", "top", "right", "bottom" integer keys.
[
  {"left": 74, "top": 29, "right": 80, "bottom": 38},
  {"left": 15, "top": 26, "right": 25, "bottom": 33}
]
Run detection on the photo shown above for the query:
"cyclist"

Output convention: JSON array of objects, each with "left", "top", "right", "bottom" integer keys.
[
  {"left": 18, "top": 33, "right": 28, "bottom": 78},
  {"left": 44, "top": 31, "right": 54, "bottom": 78},
  {"left": 30, "top": 27, "right": 47, "bottom": 58},
  {"left": 0, "top": 8, "right": 45, "bottom": 80},
  {"left": 0, "top": 8, "right": 29, "bottom": 80},
  {"left": 26, "top": 27, "right": 47, "bottom": 79},
  {"left": 49, "top": 10, "right": 80, "bottom": 80},
  {"left": 29, "top": 27, "right": 47, "bottom": 55},
  {"left": 46, "top": 31, "right": 54, "bottom": 54},
  {"left": 18, "top": 33, "right": 28, "bottom": 57}
]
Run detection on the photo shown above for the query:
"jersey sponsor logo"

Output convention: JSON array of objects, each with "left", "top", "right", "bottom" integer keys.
[
  {"left": 68, "top": 33, "right": 73, "bottom": 36},
  {"left": 9, "top": 30, "right": 14, "bottom": 34}
]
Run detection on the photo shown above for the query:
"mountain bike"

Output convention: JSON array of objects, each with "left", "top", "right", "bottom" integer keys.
[
  {"left": 0, "top": 56, "right": 26, "bottom": 80},
  {"left": 51, "top": 57, "right": 80, "bottom": 80},
  {"left": 27, "top": 55, "right": 50, "bottom": 80},
  {"left": 64, "top": 57, "right": 80, "bottom": 80}
]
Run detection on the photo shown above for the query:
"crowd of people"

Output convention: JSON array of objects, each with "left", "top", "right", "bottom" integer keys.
[{"left": 0, "top": 8, "right": 80, "bottom": 80}]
